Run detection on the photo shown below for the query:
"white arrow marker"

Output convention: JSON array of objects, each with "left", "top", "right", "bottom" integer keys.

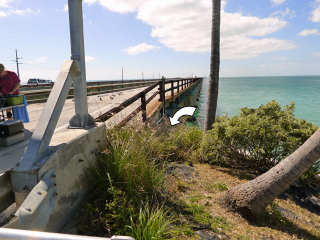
[{"left": 169, "top": 107, "right": 197, "bottom": 126}]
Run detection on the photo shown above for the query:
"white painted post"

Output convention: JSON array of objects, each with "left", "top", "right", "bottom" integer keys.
[{"left": 68, "top": 0, "right": 95, "bottom": 129}]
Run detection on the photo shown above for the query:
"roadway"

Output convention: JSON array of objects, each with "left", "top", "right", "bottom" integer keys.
[{"left": 0, "top": 85, "right": 165, "bottom": 174}]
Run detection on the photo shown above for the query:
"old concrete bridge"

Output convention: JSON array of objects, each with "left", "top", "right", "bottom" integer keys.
[{"left": 0, "top": 0, "right": 203, "bottom": 239}]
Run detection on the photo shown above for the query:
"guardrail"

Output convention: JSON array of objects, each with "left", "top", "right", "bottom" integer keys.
[
  {"left": 95, "top": 77, "right": 203, "bottom": 125},
  {"left": 20, "top": 79, "right": 159, "bottom": 103},
  {"left": 0, "top": 171, "right": 14, "bottom": 214},
  {"left": 0, "top": 228, "right": 134, "bottom": 240}
]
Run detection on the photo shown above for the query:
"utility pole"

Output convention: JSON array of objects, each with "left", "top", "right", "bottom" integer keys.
[
  {"left": 13, "top": 49, "right": 22, "bottom": 79},
  {"left": 122, "top": 67, "right": 123, "bottom": 84}
]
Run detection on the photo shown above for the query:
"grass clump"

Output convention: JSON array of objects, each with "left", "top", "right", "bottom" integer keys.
[
  {"left": 81, "top": 125, "right": 170, "bottom": 238},
  {"left": 129, "top": 205, "right": 174, "bottom": 240},
  {"left": 80, "top": 123, "right": 203, "bottom": 239}
]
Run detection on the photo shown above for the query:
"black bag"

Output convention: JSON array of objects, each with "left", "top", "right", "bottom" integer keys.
[{"left": 0, "top": 119, "right": 24, "bottom": 137}]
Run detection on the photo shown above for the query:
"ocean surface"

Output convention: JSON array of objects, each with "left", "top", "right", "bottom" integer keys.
[{"left": 196, "top": 76, "right": 320, "bottom": 127}]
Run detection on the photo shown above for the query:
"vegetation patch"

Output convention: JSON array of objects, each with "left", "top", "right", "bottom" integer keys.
[
  {"left": 200, "top": 100, "right": 319, "bottom": 183},
  {"left": 74, "top": 106, "right": 320, "bottom": 239}
]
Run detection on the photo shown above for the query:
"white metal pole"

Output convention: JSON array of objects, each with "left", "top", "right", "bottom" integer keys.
[{"left": 68, "top": 0, "right": 94, "bottom": 128}]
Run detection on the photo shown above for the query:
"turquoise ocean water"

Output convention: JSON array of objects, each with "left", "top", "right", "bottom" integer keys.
[{"left": 196, "top": 76, "right": 320, "bottom": 127}]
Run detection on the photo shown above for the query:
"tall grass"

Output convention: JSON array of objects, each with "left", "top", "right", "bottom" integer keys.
[
  {"left": 80, "top": 123, "right": 203, "bottom": 238},
  {"left": 129, "top": 205, "right": 174, "bottom": 240},
  {"left": 95, "top": 125, "right": 167, "bottom": 203}
]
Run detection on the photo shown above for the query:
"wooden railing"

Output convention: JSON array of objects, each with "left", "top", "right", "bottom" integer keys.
[{"left": 95, "top": 77, "right": 202, "bottom": 125}]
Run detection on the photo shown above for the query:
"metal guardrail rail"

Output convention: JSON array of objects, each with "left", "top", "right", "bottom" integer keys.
[
  {"left": 0, "top": 172, "right": 14, "bottom": 213},
  {"left": 0, "top": 228, "right": 134, "bottom": 240}
]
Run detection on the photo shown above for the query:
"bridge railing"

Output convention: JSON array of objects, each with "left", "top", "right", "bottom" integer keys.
[
  {"left": 20, "top": 79, "right": 159, "bottom": 103},
  {"left": 95, "top": 77, "right": 202, "bottom": 125}
]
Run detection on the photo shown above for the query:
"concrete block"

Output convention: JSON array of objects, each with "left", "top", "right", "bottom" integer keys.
[{"left": 35, "top": 122, "right": 106, "bottom": 232}]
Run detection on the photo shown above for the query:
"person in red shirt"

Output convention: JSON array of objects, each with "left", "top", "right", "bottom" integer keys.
[{"left": 0, "top": 63, "right": 21, "bottom": 119}]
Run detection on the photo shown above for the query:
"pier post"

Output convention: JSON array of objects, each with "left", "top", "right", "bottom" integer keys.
[
  {"left": 68, "top": 0, "right": 95, "bottom": 129},
  {"left": 141, "top": 92, "right": 147, "bottom": 122},
  {"left": 171, "top": 80, "right": 174, "bottom": 97}
]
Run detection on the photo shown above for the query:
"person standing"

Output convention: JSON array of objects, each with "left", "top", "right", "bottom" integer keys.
[{"left": 0, "top": 63, "right": 21, "bottom": 119}]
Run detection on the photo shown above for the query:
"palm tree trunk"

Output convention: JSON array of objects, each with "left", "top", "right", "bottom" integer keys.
[
  {"left": 204, "top": 0, "right": 221, "bottom": 132},
  {"left": 224, "top": 128, "right": 320, "bottom": 219}
]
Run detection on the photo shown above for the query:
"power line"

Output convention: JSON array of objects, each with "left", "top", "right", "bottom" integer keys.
[
  {"left": 12, "top": 49, "right": 22, "bottom": 78},
  {"left": 22, "top": 63, "right": 59, "bottom": 70},
  {"left": 22, "top": 57, "right": 62, "bottom": 68}
]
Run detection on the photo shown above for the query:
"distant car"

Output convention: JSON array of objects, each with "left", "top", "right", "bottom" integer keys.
[{"left": 27, "top": 79, "right": 54, "bottom": 85}]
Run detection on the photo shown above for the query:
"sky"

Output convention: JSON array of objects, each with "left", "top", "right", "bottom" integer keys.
[{"left": 1, "top": 0, "right": 320, "bottom": 83}]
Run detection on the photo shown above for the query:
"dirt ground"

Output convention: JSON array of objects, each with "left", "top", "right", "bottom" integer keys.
[{"left": 166, "top": 163, "right": 320, "bottom": 240}]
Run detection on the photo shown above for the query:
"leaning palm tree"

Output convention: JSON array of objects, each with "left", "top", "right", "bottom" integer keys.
[
  {"left": 224, "top": 128, "right": 320, "bottom": 218},
  {"left": 204, "top": 0, "right": 221, "bottom": 132}
]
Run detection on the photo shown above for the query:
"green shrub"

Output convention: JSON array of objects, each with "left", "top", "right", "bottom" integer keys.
[
  {"left": 164, "top": 125, "right": 203, "bottom": 163},
  {"left": 200, "top": 100, "right": 318, "bottom": 173}
]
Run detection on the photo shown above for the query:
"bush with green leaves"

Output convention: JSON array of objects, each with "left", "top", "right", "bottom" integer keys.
[
  {"left": 201, "top": 100, "right": 318, "bottom": 173},
  {"left": 164, "top": 125, "right": 203, "bottom": 163}
]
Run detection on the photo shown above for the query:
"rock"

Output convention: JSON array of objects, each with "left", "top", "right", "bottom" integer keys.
[
  {"left": 276, "top": 206, "right": 298, "bottom": 219},
  {"left": 168, "top": 163, "right": 196, "bottom": 180},
  {"left": 195, "top": 230, "right": 226, "bottom": 240}
]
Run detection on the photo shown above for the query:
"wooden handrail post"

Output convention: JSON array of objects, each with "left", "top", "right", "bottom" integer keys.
[
  {"left": 141, "top": 92, "right": 147, "bottom": 122},
  {"left": 159, "top": 77, "right": 166, "bottom": 117},
  {"left": 171, "top": 80, "right": 174, "bottom": 96},
  {"left": 159, "top": 77, "right": 165, "bottom": 102},
  {"left": 177, "top": 80, "right": 180, "bottom": 93}
]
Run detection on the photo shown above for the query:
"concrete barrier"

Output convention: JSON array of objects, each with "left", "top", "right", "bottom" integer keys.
[
  {"left": 0, "top": 172, "right": 14, "bottom": 213},
  {"left": 7, "top": 123, "right": 107, "bottom": 232}
]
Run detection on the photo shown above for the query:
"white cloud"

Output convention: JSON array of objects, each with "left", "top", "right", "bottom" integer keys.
[
  {"left": 275, "top": 57, "right": 288, "bottom": 60},
  {"left": 125, "top": 43, "right": 160, "bottom": 55},
  {"left": 221, "top": 12, "right": 287, "bottom": 38},
  {"left": 0, "top": 0, "right": 12, "bottom": 8},
  {"left": 311, "top": 51, "right": 320, "bottom": 57},
  {"left": 83, "top": 0, "right": 144, "bottom": 14},
  {"left": 0, "top": 0, "right": 39, "bottom": 18},
  {"left": 298, "top": 29, "right": 320, "bottom": 36},
  {"left": 88, "top": 0, "right": 296, "bottom": 60},
  {"left": 311, "top": 0, "right": 320, "bottom": 22},
  {"left": 271, "top": 7, "right": 295, "bottom": 18},
  {"left": 270, "top": 0, "right": 286, "bottom": 5},
  {"left": 63, "top": 4, "right": 68, "bottom": 12},
  {"left": 7, "top": 8, "right": 39, "bottom": 16},
  {"left": 35, "top": 57, "right": 47, "bottom": 63},
  {"left": 28, "top": 57, "right": 47, "bottom": 64},
  {"left": 222, "top": 36, "right": 295, "bottom": 60},
  {"left": 85, "top": 56, "right": 95, "bottom": 62},
  {"left": 0, "top": 10, "right": 7, "bottom": 17}
]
